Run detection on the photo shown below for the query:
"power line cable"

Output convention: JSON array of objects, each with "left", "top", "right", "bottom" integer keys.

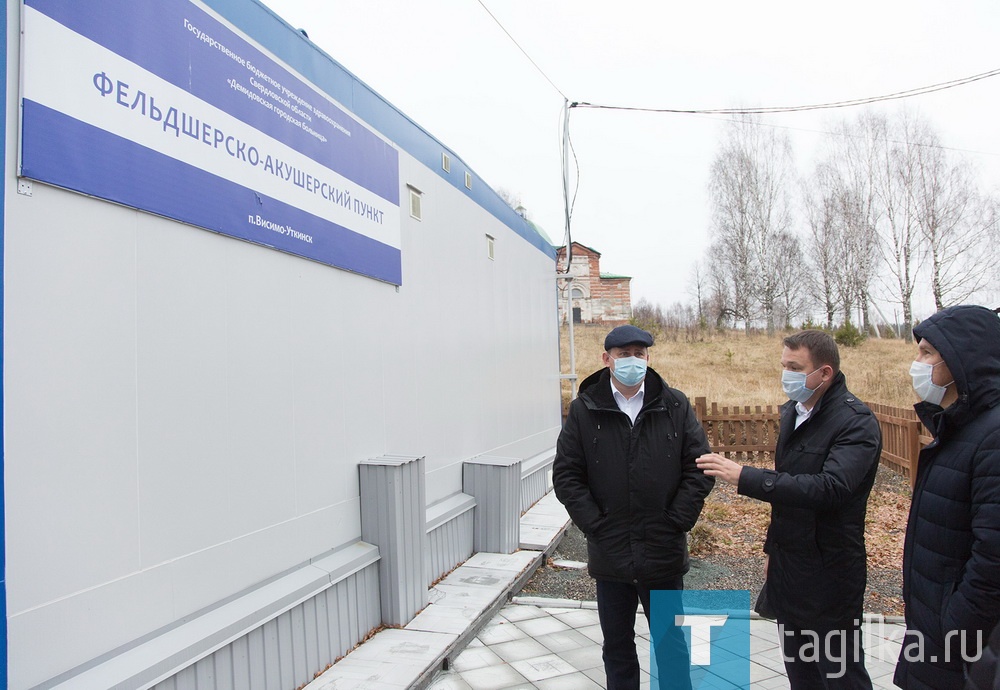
[
  {"left": 475, "top": 0, "right": 568, "bottom": 101},
  {"left": 571, "top": 67, "right": 1000, "bottom": 115}
]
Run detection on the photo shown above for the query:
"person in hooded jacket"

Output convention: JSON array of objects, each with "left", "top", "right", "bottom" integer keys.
[
  {"left": 966, "top": 620, "right": 1000, "bottom": 690},
  {"left": 698, "top": 329, "right": 882, "bottom": 689},
  {"left": 553, "top": 324, "right": 714, "bottom": 690},
  {"left": 893, "top": 304, "right": 1000, "bottom": 690}
]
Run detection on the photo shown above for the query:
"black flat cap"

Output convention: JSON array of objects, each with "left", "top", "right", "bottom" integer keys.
[{"left": 604, "top": 325, "right": 654, "bottom": 350}]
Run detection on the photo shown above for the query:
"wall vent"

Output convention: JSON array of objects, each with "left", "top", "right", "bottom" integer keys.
[
  {"left": 442, "top": 152, "right": 451, "bottom": 172},
  {"left": 409, "top": 187, "right": 422, "bottom": 220},
  {"left": 465, "top": 171, "right": 472, "bottom": 189}
]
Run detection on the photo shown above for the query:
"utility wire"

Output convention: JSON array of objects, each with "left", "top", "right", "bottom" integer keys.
[
  {"left": 571, "top": 67, "right": 1000, "bottom": 115},
  {"left": 475, "top": 0, "right": 569, "bottom": 101}
]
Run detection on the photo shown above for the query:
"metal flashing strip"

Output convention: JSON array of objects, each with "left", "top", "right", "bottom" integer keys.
[{"left": 36, "top": 542, "right": 379, "bottom": 690}]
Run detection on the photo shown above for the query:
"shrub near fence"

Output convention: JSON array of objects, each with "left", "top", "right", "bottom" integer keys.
[{"left": 693, "top": 397, "right": 931, "bottom": 486}]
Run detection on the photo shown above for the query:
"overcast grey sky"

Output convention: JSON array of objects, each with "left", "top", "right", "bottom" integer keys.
[{"left": 256, "top": 0, "right": 1000, "bottom": 318}]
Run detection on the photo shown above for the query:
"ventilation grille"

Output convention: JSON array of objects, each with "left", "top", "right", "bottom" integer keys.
[{"left": 409, "top": 188, "right": 422, "bottom": 220}]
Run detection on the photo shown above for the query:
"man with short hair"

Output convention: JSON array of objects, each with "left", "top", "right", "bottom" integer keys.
[
  {"left": 553, "top": 324, "right": 714, "bottom": 690},
  {"left": 698, "top": 330, "right": 882, "bottom": 689}
]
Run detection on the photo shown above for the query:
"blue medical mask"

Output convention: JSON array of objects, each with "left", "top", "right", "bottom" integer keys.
[
  {"left": 909, "top": 360, "right": 951, "bottom": 406},
  {"left": 612, "top": 356, "right": 647, "bottom": 387},
  {"left": 781, "top": 369, "right": 820, "bottom": 403}
]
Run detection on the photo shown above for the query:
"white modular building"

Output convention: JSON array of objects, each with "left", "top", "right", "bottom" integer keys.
[{"left": 1, "top": 0, "right": 562, "bottom": 687}]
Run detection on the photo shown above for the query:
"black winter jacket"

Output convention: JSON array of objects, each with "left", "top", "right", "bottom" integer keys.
[
  {"left": 966, "top": 621, "right": 1000, "bottom": 690},
  {"left": 738, "top": 372, "right": 881, "bottom": 629},
  {"left": 553, "top": 367, "right": 714, "bottom": 586},
  {"left": 895, "top": 305, "right": 1000, "bottom": 690}
]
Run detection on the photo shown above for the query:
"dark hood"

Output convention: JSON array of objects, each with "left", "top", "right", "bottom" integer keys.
[{"left": 913, "top": 304, "right": 1000, "bottom": 420}]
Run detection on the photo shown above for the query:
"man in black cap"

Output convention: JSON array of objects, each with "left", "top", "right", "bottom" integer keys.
[{"left": 553, "top": 324, "right": 714, "bottom": 690}]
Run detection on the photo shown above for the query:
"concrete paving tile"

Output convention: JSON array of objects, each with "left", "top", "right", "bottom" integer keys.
[
  {"left": 582, "top": 665, "right": 607, "bottom": 687},
  {"left": 533, "top": 628, "right": 595, "bottom": 654},
  {"left": 425, "top": 671, "right": 474, "bottom": 690},
  {"left": 550, "top": 559, "right": 587, "bottom": 570},
  {"left": 513, "top": 615, "right": 571, "bottom": 637},
  {"left": 514, "top": 597, "right": 579, "bottom": 609},
  {"left": 345, "top": 629, "right": 456, "bottom": 664},
  {"left": 477, "top": 620, "right": 528, "bottom": 645},
  {"left": 489, "top": 637, "right": 552, "bottom": 663},
  {"left": 450, "top": 645, "right": 505, "bottom": 672},
  {"left": 501, "top": 604, "right": 550, "bottom": 622},
  {"left": 756, "top": 673, "right": 791, "bottom": 689},
  {"left": 521, "top": 524, "right": 564, "bottom": 549},
  {"left": 533, "top": 671, "right": 603, "bottom": 689},
  {"left": 520, "top": 512, "right": 569, "bottom": 528},
  {"left": 405, "top": 603, "right": 482, "bottom": 635},
  {"left": 463, "top": 551, "right": 540, "bottom": 573},
  {"left": 751, "top": 660, "right": 782, "bottom": 681},
  {"left": 577, "top": 623, "right": 605, "bottom": 644},
  {"left": 509, "top": 653, "right": 578, "bottom": 682},
  {"left": 437, "top": 568, "right": 516, "bottom": 591},
  {"left": 308, "top": 656, "right": 421, "bottom": 688},
  {"left": 429, "top": 583, "right": 501, "bottom": 610},
  {"left": 551, "top": 608, "right": 601, "bottom": 629},
  {"left": 558, "top": 644, "right": 605, "bottom": 672},
  {"left": 455, "top": 664, "right": 531, "bottom": 690}
]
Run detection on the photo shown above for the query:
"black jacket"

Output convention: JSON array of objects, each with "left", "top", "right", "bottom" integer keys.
[
  {"left": 738, "top": 371, "right": 881, "bottom": 629},
  {"left": 553, "top": 366, "right": 714, "bottom": 585},
  {"left": 895, "top": 305, "right": 1000, "bottom": 690},
  {"left": 966, "top": 621, "right": 1000, "bottom": 690}
]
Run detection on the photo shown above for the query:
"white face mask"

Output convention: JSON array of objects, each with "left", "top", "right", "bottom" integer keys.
[
  {"left": 611, "top": 356, "right": 647, "bottom": 387},
  {"left": 781, "top": 369, "right": 820, "bottom": 403},
  {"left": 909, "top": 360, "right": 952, "bottom": 406}
]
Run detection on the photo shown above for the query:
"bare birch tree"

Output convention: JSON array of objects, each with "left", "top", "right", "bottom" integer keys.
[
  {"left": 873, "top": 112, "right": 923, "bottom": 341},
  {"left": 806, "top": 115, "right": 883, "bottom": 331},
  {"left": 911, "top": 137, "right": 993, "bottom": 309},
  {"left": 709, "top": 116, "right": 795, "bottom": 335},
  {"left": 803, "top": 165, "right": 842, "bottom": 329}
]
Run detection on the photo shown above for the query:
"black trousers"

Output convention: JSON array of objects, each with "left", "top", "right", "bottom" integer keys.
[
  {"left": 596, "top": 577, "right": 691, "bottom": 690},
  {"left": 778, "top": 619, "right": 873, "bottom": 690}
]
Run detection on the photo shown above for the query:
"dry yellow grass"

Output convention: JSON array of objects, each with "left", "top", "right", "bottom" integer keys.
[{"left": 560, "top": 324, "right": 918, "bottom": 413}]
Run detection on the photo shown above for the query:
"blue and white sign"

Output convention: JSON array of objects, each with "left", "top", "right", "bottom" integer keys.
[
  {"left": 20, "top": 0, "right": 402, "bottom": 284},
  {"left": 651, "top": 590, "right": 751, "bottom": 689}
]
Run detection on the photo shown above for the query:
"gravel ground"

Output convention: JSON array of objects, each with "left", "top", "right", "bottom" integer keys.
[
  {"left": 519, "top": 523, "right": 762, "bottom": 604},
  {"left": 521, "top": 465, "right": 906, "bottom": 617}
]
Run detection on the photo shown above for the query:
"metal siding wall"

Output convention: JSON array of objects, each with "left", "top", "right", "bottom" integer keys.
[
  {"left": 426, "top": 509, "right": 474, "bottom": 586},
  {"left": 521, "top": 469, "right": 550, "bottom": 513},
  {"left": 149, "top": 563, "right": 380, "bottom": 690},
  {"left": 463, "top": 457, "right": 521, "bottom": 554},
  {"left": 359, "top": 456, "right": 426, "bottom": 625}
]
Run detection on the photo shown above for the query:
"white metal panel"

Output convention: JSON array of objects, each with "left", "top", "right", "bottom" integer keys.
[
  {"left": 134, "top": 223, "right": 233, "bottom": 567},
  {"left": 3, "top": 186, "right": 142, "bottom": 619}
]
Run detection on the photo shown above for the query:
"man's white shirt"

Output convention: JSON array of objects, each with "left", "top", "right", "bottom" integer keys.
[
  {"left": 611, "top": 378, "right": 645, "bottom": 425},
  {"left": 794, "top": 401, "right": 812, "bottom": 429}
]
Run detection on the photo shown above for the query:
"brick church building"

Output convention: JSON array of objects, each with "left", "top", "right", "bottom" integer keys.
[{"left": 556, "top": 242, "right": 632, "bottom": 325}]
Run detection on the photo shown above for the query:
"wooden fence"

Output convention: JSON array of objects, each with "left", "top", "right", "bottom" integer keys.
[{"left": 693, "top": 397, "right": 931, "bottom": 485}]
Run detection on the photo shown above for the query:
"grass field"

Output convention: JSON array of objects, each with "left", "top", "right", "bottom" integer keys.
[{"left": 560, "top": 324, "right": 918, "bottom": 412}]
